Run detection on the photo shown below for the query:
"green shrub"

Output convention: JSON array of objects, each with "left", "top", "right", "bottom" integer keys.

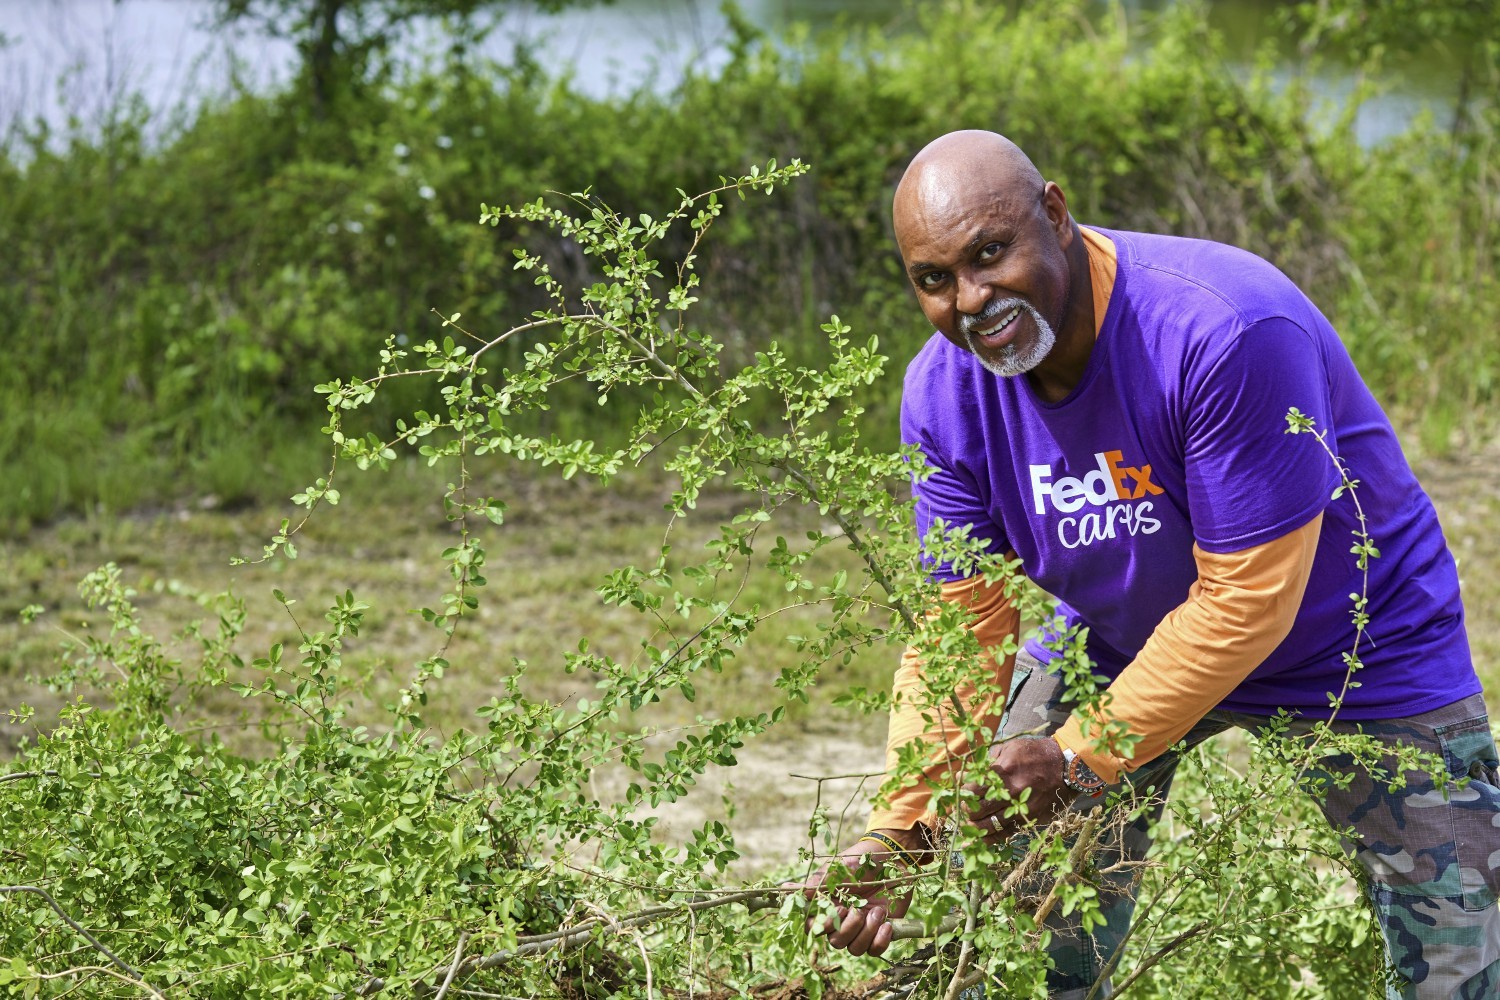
[{"left": 1, "top": 164, "right": 1440, "bottom": 998}]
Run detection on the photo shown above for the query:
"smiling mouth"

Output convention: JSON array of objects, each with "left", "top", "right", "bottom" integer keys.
[{"left": 970, "top": 305, "right": 1022, "bottom": 347}]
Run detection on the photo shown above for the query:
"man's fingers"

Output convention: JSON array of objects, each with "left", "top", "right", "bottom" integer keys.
[
  {"left": 795, "top": 840, "right": 920, "bottom": 954},
  {"left": 829, "top": 904, "right": 887, "bottom": 956},
  {"left": 967, "top": 795, "right": 1007, "bottom": 833},
  {"left": 965, "top": 778, "right": 1016, "bottom": 823},
  {"left": 802, "top": 902, "right": 845, "bottom": 937},
  {"left": 785, "top": 872, "right": 826, "bottom": 901},
  {"left": 826, "top": 904, "right": 865, "bottom": 948},
  {"left": 827, "top": 905, "right": 849, "bottom": 936},
  {"left": 848, "top": 905, "right": 888, "bottom": 957},
  {"left": 790, "top": 856, "right": 862, "bottom": 899}
]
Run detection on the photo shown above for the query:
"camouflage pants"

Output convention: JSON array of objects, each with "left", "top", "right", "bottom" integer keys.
[{"left": 1001, "top": 649, "right": 1500, "bottom": 1000}]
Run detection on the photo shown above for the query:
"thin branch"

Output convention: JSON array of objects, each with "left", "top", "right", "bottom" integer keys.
[
  {"left": 774, "top": 460, "right": 918, "bottom": 636},
  {"left": 474, "top": 889, "right": 951, "bottom": 971},
  {"left": 0, "top": 886, "right": 161, "bottom": 997},
  {"left": 431, "top": 310, "right": 583, "bottom": 368},
  {"left": 25, "top": 964, "right": 165, "bottom": 996},
  {"left": 629, "top": 923, "right": 654, "bottom": 999},
  {"left": 1108, "top": 919, "right": 1214, "bottom": 997},
  {"left": 941, "top": 880, "right": 984, "bottom": 1000},
  {"left": 431, "top": 933, "right": 468, "bottom": 1000}
]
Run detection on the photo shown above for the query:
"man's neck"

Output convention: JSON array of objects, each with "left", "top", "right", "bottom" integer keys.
[{"left": 1025, "top": 226, "right": 1098, "bottom": 403}]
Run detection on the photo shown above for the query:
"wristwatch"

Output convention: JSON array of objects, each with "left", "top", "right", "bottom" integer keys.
[{"left": 1061, "top": 747, "right": 1107, "bottom": 798}]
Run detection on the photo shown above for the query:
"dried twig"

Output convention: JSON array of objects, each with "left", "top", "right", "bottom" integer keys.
[{"left": 1031, "top": 813, "right": 1102, "bottom": 928}]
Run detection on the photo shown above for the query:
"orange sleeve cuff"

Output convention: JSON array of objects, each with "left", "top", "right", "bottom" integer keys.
[
  {"left": 1053, "top": 717, "right": 1126, "bottom": 786},
  {"left": 869, "top": 575, "right": 1020, "bottom": 831},
  {"left": 1053, "top": 514, "right": 1323, "bottom": 782}
]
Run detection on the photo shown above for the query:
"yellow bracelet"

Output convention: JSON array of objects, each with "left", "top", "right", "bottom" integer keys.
[{"left": 856, "top": 831, "right": 921, "bottom": 870}]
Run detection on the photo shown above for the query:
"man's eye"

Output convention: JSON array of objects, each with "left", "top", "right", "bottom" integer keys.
[
  {"left": 978, "top": 242, "right": 1004, "bottom": 261},
  {"left": 919, "top": 272, "right": 946, "bottom": 289}
]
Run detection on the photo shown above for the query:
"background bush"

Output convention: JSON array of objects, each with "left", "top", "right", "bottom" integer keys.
[{"left": 2, "top": 0, "right": 1495, "bottom": 532}]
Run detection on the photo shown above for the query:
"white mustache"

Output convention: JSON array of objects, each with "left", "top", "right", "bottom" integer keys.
[{"left": 959, "top": 298, "right": 1028, "bottom": 336}]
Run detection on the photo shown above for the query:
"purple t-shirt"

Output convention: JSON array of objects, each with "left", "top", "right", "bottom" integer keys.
[{"left": 904, "top": 228, "right": 1475, "bottom": 718}]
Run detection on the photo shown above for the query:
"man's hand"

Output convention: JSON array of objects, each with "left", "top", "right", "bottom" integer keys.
[
  {"left": 966, "top": 735, "right": 1071, "bottom": 840},
  {"left": 791, "top": 826, "right": 928, "bottom": 957}
]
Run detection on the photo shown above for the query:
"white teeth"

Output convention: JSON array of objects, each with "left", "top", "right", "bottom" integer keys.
[{"left": 975, "top": 306, "right": 1020, "bottom": 337}]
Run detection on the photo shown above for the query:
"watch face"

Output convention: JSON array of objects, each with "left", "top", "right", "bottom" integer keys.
[{"left": 1065, "top": 754, "right": 1105, "bottom": 794}]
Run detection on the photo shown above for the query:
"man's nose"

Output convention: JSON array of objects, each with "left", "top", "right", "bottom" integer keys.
[{"left": 956, "top": 272, "right": 990, "bottom": 318}]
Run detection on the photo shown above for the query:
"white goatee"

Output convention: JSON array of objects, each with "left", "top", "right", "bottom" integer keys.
[{"left": 961, "top": 300, "right": 1056, "bottom": 377}]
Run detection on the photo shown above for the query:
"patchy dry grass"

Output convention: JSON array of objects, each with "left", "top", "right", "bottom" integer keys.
[
  {"left": 0, "top": 461, "right": 896, "bottom": 727},
  {"left": 3, "top": 438, "right": 1498, "bottom": 875}
]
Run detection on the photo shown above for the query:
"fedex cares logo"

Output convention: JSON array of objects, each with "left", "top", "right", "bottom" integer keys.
[{"left": 1029, "top": 450, "right": 1163, "bottom": 549}]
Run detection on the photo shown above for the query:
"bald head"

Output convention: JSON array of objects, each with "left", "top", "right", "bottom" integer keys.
[
  {"left": 889, "top": 131, "right": 1092, "bottom": 393},
  {"left": 893, "top": 131, "right": 1046, "bottom": 250}
]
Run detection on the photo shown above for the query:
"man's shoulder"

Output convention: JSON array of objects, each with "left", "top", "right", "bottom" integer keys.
[
  {"left": 1101, "top": 227, "right": 1275, "bottom": 271},
  {"left": 1100, "top": 228, "right": 1312, "bottom": 326}
]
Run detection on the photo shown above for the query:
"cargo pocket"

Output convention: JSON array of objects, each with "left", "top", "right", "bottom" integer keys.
[
  {"left": 1433, "top": 714, "right": 1500, "bottom": 912},
  {"left": 998, "top": 648, "right": 1068, "bottom": 737}
]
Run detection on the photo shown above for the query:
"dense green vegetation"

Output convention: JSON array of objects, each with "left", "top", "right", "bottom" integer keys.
[
  {"left": 4, "top": 3, "right": 1498, "bottom": 994},
  {"left": 2, "top": 0, "right": 1495, "bottom": 532},
  {"left": 1, "top": 155, "right": 1446, "bottom": 999}
]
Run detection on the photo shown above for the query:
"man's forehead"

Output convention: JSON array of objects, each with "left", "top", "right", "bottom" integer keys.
[
  {"left": 897, "top": 172, "right": 1031, "bottom": 250},
  {"left": 915, "top": 168, "right": 1029, "bottom": 217}
]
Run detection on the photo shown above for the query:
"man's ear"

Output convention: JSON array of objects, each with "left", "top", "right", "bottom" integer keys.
[{"left": 1042, "top": 182, "right": 1073, "bottom": 249}]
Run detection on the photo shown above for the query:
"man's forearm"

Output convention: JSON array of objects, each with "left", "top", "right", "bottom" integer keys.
[
  {"left": 1055, "top": 514, "right": 1323, "bottom": 782},
  {"left": 870, "top": 575, "right": 1020, "bottom": 831}
]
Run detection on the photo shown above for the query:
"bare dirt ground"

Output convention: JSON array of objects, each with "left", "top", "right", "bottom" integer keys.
[{"left": 2, "top": 437, "right": 1498, "bottom": 879}]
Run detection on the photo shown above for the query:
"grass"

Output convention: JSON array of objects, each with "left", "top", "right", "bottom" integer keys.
[
  {"left": 3, "top": 433, "right": 1498, "bottom": 877},
  {"left": 0, "top": 457, "right": 899, "bottom": 754}
]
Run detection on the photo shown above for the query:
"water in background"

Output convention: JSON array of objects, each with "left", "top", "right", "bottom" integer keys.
[{"left": 0, "top": 0, "right": 1468, "bottom": 148}]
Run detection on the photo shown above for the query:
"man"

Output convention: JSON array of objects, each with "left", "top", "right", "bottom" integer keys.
[{"left": 802, "top": 130, "right": 1499, "bottom": 998}]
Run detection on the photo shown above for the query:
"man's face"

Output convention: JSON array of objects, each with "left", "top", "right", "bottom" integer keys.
[{"left": 896, "top": 179, "right": 1074, "bottom": 377}]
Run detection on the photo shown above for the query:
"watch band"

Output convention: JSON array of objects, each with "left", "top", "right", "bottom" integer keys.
[
  {"left": 856, "top": 831, "right": 921, "bottom": 870},
  {"left": 1061, "top": 747, "right": 1107, "bottom": 798}
]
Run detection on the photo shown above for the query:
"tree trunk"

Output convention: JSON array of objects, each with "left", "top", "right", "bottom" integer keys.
[{"left": 308, "top": 0, "right": 346, "bottom": 117}]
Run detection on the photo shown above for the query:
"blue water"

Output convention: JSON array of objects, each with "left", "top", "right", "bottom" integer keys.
[{"left": 0, "top": 0, "right": 1462, "bottom": 148}]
